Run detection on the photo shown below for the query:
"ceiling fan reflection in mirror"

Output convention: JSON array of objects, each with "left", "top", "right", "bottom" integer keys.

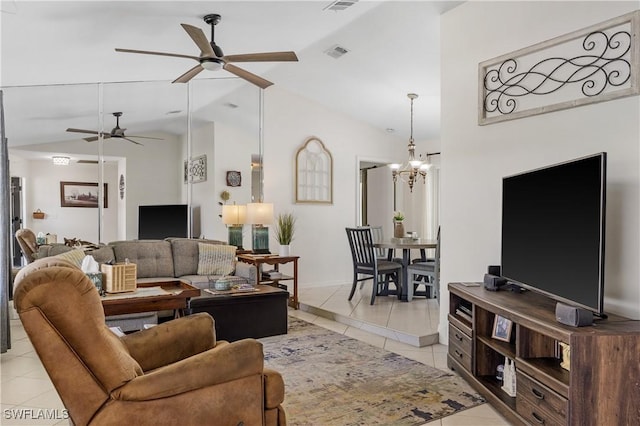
[
  {"left": 66, "top": 112, "right": 163, "bottom": 146},
  {"left": 115, "top": 13, "right": 298, "bottom": 89}
]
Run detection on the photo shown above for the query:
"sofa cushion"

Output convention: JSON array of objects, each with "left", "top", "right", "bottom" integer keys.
[
  {"left": 54, "top": 249, "right": 86, "bottom": 268},
  {"left": 85, "top": 246, "right": 115, "bottom": 264},
  {"left": 197, "top": 243, "right": 236, "bottom": 276},
  {"left": 110, "top": 240, "right": 174, "bottom": 279},
  {"left": 169, "top": 238, "right": 225, "bottom": 277}
]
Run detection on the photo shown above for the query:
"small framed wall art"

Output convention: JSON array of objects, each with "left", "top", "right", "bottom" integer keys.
[
  {"left": 60, "top": 181, "right": 108, "bottom": 208},
  {"left": 184, "top": 154, "right": 207, "bottom": 184},
  {"left": 226, "top": 171, "right": 242, "bottom": 187}
]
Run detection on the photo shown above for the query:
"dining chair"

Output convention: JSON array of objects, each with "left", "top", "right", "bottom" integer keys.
[
  {"left": 358, "top": 225, "right": 387, "bottom": 290},
  {"left": 406, "top": 227, "right": 440, "bottom": 303},
  {"left": 345, "top": 227, "right": 403, "bottom": 305}
]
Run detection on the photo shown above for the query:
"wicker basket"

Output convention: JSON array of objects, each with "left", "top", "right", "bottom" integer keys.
[{"left": 101, "top": 263, "right": 137, "bottom": 293}]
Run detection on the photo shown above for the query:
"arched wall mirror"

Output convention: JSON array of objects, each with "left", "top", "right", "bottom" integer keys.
[{"left": 3, "top": 78, "right": 261, "bottom": 260}]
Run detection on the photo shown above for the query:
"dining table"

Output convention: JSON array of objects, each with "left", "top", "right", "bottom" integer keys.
[{"left": 373, "top": 238, "right": 437, "bottom": 301}]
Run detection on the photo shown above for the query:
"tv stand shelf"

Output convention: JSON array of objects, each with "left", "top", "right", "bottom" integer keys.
[{"left": 447, "top": 282, "right": 640, "bottom": 426}]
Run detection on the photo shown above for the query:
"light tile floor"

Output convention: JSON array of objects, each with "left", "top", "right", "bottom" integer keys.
[
  {"left": 1, "top": 300, "right": 511, "bottom": 425},
  {"left": 298, "top": 282, "right": 441, "bottom": 347}
]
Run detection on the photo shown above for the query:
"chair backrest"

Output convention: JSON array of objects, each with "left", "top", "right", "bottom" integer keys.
[
  {"left": 369, "top": 226, "right": 386, "bottom": 258},
  {"left": 345, "top": 227, "right": 377, "bottom": 268},
  {"left": 13, "top": 258, "right": 143, "bottom": 425},
  {"left": 15, "top": 228, "right": 38, "bottom": 263}
]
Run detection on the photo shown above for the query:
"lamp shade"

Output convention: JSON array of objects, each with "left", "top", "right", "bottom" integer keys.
[
  {"left": 222, "top": 205, "right": 246, "bottom": 225},
  {"left": 246, "top": 202, "right": 274, "bottom": 225}
]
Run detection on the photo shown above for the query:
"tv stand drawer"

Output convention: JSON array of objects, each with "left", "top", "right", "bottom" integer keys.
[
  {"left": 448, "top": 324, "right": 472, "bottom": 372},
  {"left": 516, "top": 370, "right": 567, "bottom": 424}
]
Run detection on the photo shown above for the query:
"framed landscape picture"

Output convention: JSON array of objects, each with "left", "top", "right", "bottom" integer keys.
[{"left": 60, "top": 181, "right": 108, "bottom": 208}]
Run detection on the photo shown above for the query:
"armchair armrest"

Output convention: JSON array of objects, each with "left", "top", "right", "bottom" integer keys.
[
  {"left": 121, "top": 313, "right": 216, "bottom": 371},
  {"left": 263, "top": 368, "right": 285, "bottom": 409},
  {"left": 235, "top": 262, "right": 257, "bottom": 282},
  {"left": 112, "top": 338, "right": 264, "bottom": 401}
]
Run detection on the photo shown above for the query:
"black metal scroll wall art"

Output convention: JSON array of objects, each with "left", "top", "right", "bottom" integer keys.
[{"left": 478, "top": 10, "right": 639, "bottom": 125}]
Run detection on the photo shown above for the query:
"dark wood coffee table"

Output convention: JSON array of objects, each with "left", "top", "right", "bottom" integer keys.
[
  {"left": 189, "top": 285, "right": 289, "bottom": 341},
  {"left": 101, "top": 280, "right": 200, "bottom": 317}
]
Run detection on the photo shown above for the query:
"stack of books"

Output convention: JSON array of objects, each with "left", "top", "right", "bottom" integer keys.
[
  {"left": 456, "top": 304, "right": 473, "bottom": 322},
  {"left": 262, "top": 270, "right": 283, "bottom": 279}
]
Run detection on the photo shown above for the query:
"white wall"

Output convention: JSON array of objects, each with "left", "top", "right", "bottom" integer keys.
[
  {"left": 440, "top": 1, "right": 640, "bottom": 342},
  {"left": 183, "top": 120, "right": 255, "bottom": 244},
  {"left": 263, "top": 87, "right": 403, "bottom": 286},
  {"left": 11, "top": 158, "right": 118, "bottom": 243},
  {"left": 109, "top": 133, "right": 183, "bottom": 239}
]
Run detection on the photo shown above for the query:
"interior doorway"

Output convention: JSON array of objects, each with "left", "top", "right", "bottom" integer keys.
[
  {"left": 10, "top": 176, "right": 22, "bottom": 268},
  {"left": 358, "top": 159, "right": 394, "bottom": 239}
]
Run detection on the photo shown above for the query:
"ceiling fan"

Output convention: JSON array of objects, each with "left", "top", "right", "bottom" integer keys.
[
  {"left": 115, "top": 13, "right": 298, "bottom": 89},
  {"left": 66, "top": 112, "right": 163, "bottom": 146}
]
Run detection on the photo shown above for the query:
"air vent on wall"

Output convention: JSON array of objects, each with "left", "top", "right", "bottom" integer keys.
[
  {"left": 323, "top": 0, "right": 358, "bottom": 12},
  {"left": 324, "top": 44, "right": 349, "bottom": 59},
  {"left": 77, "top": 160, "right": 99, "bottom": 164}
]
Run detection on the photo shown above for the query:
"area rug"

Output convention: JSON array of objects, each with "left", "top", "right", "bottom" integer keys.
[{"left": 259, "top": 317, "right": 484, "bottom": 425}]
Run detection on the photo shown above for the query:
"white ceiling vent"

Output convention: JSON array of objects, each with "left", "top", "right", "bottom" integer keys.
[
  {"left": 325, "top": 44, "right": 350, "bottom": 59},
  {"left": 323, "top": 0, "right": 359, "bottom": 12}
]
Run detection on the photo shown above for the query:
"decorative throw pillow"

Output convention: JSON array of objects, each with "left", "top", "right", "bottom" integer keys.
[
  {"left": 197, "top": 243, "right": 236, "bottom": 276},
  {"left": 54, "top": 249, "right": 86, "bottom": 268}
]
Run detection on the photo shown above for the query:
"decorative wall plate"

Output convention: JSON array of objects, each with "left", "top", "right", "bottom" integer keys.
[
  {"left": 226, "top": 171, "right": 242, "bottom": 187},
  {"left": 119, "top": 174, "right": 125, "bottom": 199}
]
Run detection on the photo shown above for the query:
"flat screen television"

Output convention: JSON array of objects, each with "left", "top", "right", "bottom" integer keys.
[
  {"left": 501, "top": 153, "right": 606, "bottom": 315},
  {"left": 138, "top": 204, "right": 188, "bottom": 240}
]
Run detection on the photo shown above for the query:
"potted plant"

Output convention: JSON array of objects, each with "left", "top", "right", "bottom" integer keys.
[
  {"left": 393, "top": 211, "right": 405, "bottom": 238},
  {"left": 275, "top": 212, "right": 296, "bottom": 256}
]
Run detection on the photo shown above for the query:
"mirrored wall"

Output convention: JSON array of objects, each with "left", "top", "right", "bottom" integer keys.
[{"left": 3, "top": 77, "right": 261, "bottom": 249}]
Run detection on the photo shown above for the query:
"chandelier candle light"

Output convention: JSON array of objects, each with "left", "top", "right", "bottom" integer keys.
[
  {"left": 389, "top": 93, "right": 431, "bottom": 192},
  {"left": 221, "top": 204, "right": 246, "bottom": 250}
]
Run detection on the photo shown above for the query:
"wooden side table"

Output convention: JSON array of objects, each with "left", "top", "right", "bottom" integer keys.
[{"left": 237, "top": 254, "right": 300, "bottom": 309}]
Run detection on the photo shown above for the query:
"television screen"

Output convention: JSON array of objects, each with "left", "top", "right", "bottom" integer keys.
[
  {"left": 501, "top": 153, "right": 606, "bottom": 314},
  {"left": 138, "top": 204, "right": 188, "bottom": 240}
]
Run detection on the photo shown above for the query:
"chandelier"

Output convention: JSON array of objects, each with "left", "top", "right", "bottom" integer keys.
[{"left": 389, "top": 93, "right": 430, "bottom": 192}]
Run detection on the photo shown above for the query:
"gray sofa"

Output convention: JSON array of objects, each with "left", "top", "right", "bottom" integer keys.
[
  {"left": 36, "top": 238, "right": 256, "bottom": 289},
  {"left": 35, "top": 238, "right": 257, "bottom": 331}
]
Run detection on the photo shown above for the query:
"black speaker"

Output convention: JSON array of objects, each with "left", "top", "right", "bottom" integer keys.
[
  {"left": 555, "top": 302, "right": 593, "bottom": 327},
  {"left": 483, "top": 274, "right": 507, "bottom": 291},
  {"left": 487, "top": 265, "right": 501, "bottom": 276}
]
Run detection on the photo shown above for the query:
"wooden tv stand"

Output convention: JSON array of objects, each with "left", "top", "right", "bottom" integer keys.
[{"left": 447, "top": 282, "right": 640, "bottom": 425}]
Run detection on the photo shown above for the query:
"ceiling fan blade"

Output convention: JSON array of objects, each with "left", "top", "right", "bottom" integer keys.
[
  {"left": 172, "top": 64, "right": 205, "bottom": 83},
  {"left": 180, "top": 24, "right": 215, "bottom": 57},
  {"left": 125, "top": 135, "right": 164, "bottom": 140},
  {"left": 223, "top": 51, "right": 299, "bottom": 63},
  {"left": 122, "top": 137, "right": 144, "bottom": 146},
  {"left": 83, "top": 134, "right": 112, "bottom": 142},
  {"left": 223, "top": 64, "right": 273, "bottom": 89},
  {"left": 115, "top": 48, "right": 199, "bottom": 61},
  {"left": 66, "top": 128, "right": 99, "bottom": 135}
]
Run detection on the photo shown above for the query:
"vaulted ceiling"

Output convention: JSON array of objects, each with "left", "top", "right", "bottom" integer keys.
[{"left": 1, "top": 1, "right": 462, "bottom": 145}]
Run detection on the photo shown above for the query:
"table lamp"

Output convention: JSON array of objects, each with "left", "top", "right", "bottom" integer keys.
[
  {"left": 246, "top": 202, "right": 274, "bottom": 254},
  {"left": 221, "top": 204, "right": 246, "bottom": 249}
]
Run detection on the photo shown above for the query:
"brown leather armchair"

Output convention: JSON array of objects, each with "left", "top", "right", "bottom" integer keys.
[
  {"left": 13, "top": 257, "right": 286, "bottom": 426},
  {"left": 15, "top": 228, "right": 38, "bottom": 263}
]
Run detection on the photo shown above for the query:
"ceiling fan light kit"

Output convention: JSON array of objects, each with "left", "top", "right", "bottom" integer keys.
[{"left": 115, "top": 13, "right": 298, "bottom": 89}]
